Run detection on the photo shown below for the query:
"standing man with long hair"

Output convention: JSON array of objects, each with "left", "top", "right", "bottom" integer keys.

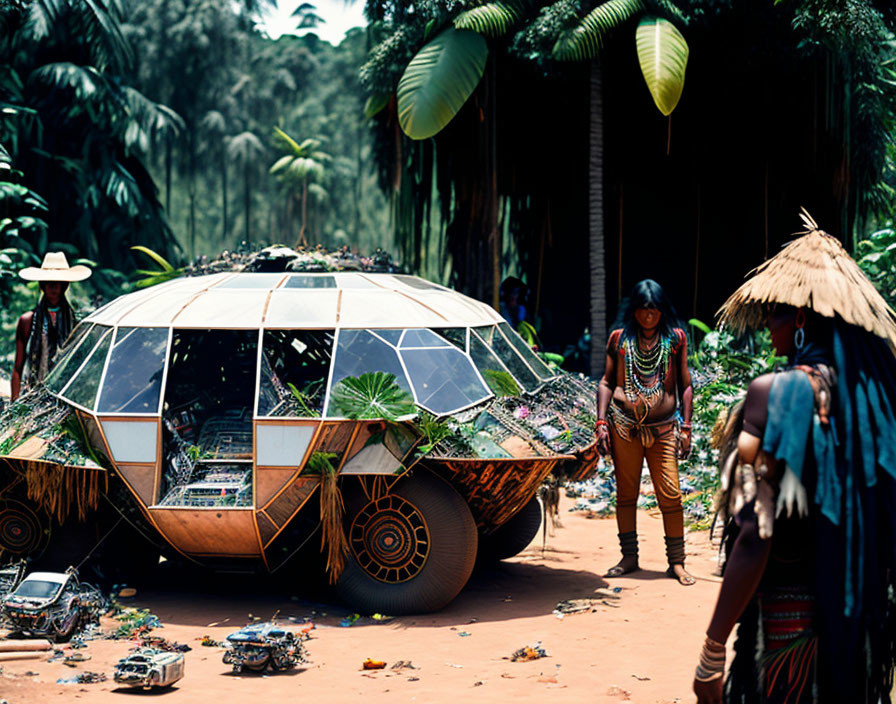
[
  {"left": 595, "top": 279, "right": 695, "bottom": 586},
  {"left": 11, "top": 252, "right": 91, "bottom": 400}
]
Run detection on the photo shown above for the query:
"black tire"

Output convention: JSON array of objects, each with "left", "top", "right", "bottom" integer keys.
[
  {"left": 245, "top": 659, "right": 269, "bottom": 673},
  {"left": 336, "top": 471, "right": 477, "bottom": 615},
  {"left": 54, "top": 611, "right": 79, "bottom": 643},
  {"left": 478, "top": 496, "right": 542, "bottom": 562}
]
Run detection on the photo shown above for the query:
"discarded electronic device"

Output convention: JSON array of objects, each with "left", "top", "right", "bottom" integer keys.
[
  {"left": 222, "top": 622, "right": 306, "bottom": 673},
  {"left": 113, "top": 647, "right": 185, "bottom": 689},
  {"left": 0, "top": 567, "right": 105, "bottom": 641},
  {"left": 0, "top": 560, "right": 26, "bottom": 597},
  {"left": 0, "top": 256, "right": 600, "bottom": 614}
]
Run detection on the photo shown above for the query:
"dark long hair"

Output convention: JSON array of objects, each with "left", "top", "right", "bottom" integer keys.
[{"left": 615, "top": 279, "right": 682, "bottom": 342}]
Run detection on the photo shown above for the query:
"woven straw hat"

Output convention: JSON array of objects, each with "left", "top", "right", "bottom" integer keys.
[
  {"left": 19, "top": 252, "right": 92, "bottom": 283},
  {"left": 717, "top": 210, "right": 896, "bottom": 348}
]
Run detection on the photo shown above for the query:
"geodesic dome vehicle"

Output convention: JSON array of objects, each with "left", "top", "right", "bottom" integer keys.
[{"left": 0, "top": 271, "right": 599, "bottom": 614}]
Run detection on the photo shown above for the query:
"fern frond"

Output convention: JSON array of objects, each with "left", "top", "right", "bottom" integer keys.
[
  {"left": 454, "top": 1, "right": 529, "bottom": 37},
  {"left": 553, "top": 0, "right": 646, "bottom": 61}
]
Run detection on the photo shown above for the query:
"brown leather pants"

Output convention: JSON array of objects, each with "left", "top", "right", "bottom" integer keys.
[{"left": 610, "top": 423, "right": 684, "bottom": 539}]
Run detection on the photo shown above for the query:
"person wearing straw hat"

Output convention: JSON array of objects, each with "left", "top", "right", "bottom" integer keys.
[
  {"left": 11, "top": 252, "right": 91, "bottom": 400},
  {"left": 693, "top": 212, "right": 896, "bottom": 704}
]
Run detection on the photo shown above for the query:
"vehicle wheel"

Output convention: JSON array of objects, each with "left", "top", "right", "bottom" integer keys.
[
  {"left": 270, "top": 654, "right": 295, "bottom": 671},
  {"left": 245, "top": 660, "right": 269, "bottom": 673},
  {"left": 336, "top": 471, "right": 477, "bottom": 615},
  {"left": 478, "top": 497, "right": 542, "bottom": 562},
  {"left": 0, "top": 498, "right": 49, "bottom": 558},
  {"left": 54, "top": 612, "right": 80, "bottom": 643}
]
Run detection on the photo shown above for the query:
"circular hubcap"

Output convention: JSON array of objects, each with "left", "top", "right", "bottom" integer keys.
[
  {"left": 0, "top": 500, "right": 44, "bottom": 555},
  {"left": 349, "top": 495, "right": 429, "bottom": 583}
]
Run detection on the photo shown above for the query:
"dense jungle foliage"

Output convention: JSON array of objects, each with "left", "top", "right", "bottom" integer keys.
[{"left": 2, "top": 0, "right": 896, "bottom": 371}]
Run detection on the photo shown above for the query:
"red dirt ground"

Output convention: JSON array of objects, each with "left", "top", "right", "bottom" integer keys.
[{"left": 0, "top": 496, "right": 724, "bottom": 703}]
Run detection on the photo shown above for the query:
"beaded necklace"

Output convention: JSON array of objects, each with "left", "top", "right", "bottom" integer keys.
[{"left": 622, "top": 331, "right": 672, "bottom": 406}]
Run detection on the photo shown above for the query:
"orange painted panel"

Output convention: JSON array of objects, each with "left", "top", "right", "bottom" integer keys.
[
  {"left": 256, "top": 468, "right": 296, "bottom": 507},
  {"left": 149, "top": 508, "right": 261, "bottom": 557}
]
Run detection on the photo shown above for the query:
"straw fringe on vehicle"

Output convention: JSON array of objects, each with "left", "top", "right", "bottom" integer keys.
[{"left": 717, "top": 209, "right": 896, "bottom": 348}]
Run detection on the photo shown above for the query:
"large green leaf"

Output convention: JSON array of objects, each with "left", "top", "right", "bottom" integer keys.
[
  {"left": 397, "top": 28, "right": 488, "bottom": 140},
  {"left": 635, "top": 16, "right": 689, "bottom": 116},
  {"left": 328, "top": 372, "right": 417, "bottom": 420},
  {"left": 553, "top": 0, "right": 645, "bottom": 62},
  {"left": 454, "top": 2, "right": 527, "bottom": 37}
]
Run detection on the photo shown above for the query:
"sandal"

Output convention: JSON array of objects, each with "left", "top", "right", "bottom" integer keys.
[{"left": 666, "top": 565, "right": 696, "bottom": 586}]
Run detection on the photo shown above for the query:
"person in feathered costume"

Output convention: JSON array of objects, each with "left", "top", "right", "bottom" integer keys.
[{"left": 694, "top": 212, "right": 896, "bottom": 703}]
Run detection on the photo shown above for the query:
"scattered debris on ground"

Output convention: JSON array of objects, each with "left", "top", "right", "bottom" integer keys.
[{"left": 509, "top": 642, "right": 548, "bottom": 662}]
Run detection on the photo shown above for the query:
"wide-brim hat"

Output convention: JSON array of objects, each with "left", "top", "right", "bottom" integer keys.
[
  {"left": 19, "top": 251, "right": 92, "bottom": 283},
  {"left": 717, "top": 210, "right": 896, "bottom": 348}
]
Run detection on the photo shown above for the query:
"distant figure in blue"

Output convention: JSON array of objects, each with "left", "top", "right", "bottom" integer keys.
[{"left": 499, "top": 277, "right": 528, "bottom": 329}]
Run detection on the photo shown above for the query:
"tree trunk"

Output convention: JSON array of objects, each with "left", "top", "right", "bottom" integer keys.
[
  {"left": 189, "top": 182, "right": 196, "bottom": 260},
  {"left": 488, "top": 56, "right": 500, "bottom": 311},
  {"left": 244, "top": 161, "right": 251, "bottom": 245},
  {"left": 588, "top": 60, "right": 607, "bottom": 379},
  {"left": 165, "top": 139, "right": 172, "bottom": 214},
  {"left": 299, "top": 177, "right": 308, "bottom": 247},
  {"left": 221, "top": 149, "right": 228, "bottom": 246}
]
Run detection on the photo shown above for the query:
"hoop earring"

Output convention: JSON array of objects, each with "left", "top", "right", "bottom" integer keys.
[{"left": 794, "top": 308, "right": 806, "bottom": 350}]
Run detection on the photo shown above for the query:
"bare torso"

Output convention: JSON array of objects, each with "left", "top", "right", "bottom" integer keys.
[{"left": 609, "top": 337, "right": 680, "bottom": 422}]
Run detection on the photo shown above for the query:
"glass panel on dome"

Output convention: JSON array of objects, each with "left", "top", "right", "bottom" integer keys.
[
  {"left": 469, "top": 331, "right": 522, "bottom": 397},
  {"left": 62, "top": 328, "right": 113, "bottom": 409},
  {"left": 398, "top": 328, "right": 450, "bottom": 348},
  {"left": 45, "top": 322, "right": 96, "bottom": 393},
  {"left": 326, "top": 330, "right": 412, "bottom": 416},
  {"left": 370, "top": 329, "right": 402, "bottom": 346},
  {"left": 97, "top": 327, "right": 169, "bottom": 413},
  {"left": 392, "top": 275, "right": 445, "bottom": 291},
  {"left": 433, "top": 328, "right": 467, "bottom": 351},
  {"left": 258, "top": 330, "right": 334, "bottom": 417},
  {"left": 474, "top": 325, "right": 539, "bottom": 391},
  {"left": 217, "top": 273, "right": 284, "bottom": 289},
  {"left": 162, "top": 329, "right": 257, "bottom": 456},
  {"left": 284, "top": 275, "right": 336, "bottom": 289},
  {"left": 497, "top": 322, "right": 556, "bottom": 380},
  {"left": 400, "top": 347, "right": 489, "bottom": 415}
]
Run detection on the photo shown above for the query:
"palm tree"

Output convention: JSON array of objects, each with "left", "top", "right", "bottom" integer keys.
[
  {"left": 227, "top": 131, "right": 266, "bottom": 246},
  {"left": 201, "top": 110, "right": 230, "bottom": 244},
  {"left": 0, "top": 0, "right": 182, "bottom": 273},
  {"left": 269, "top": 126, "right": 331, "bottom": 247},
  {"left": 362, "top": 1, "right": 689, "bottom": 371}
]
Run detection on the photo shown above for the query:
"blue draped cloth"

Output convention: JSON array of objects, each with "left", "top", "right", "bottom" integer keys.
[{"left": 761, "top": 327, "right": 896, "bottom": 617}]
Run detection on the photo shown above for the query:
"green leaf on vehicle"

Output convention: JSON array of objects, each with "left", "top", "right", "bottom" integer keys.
[
  {"left": 397, "top": 28, "right": 488, "bottom": 140},
  {"left": 328, "top": 372, "right": 417, "bottom": 420},
  {"left": 482, "top": 368, "right": 521, "bottom": 397}
]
